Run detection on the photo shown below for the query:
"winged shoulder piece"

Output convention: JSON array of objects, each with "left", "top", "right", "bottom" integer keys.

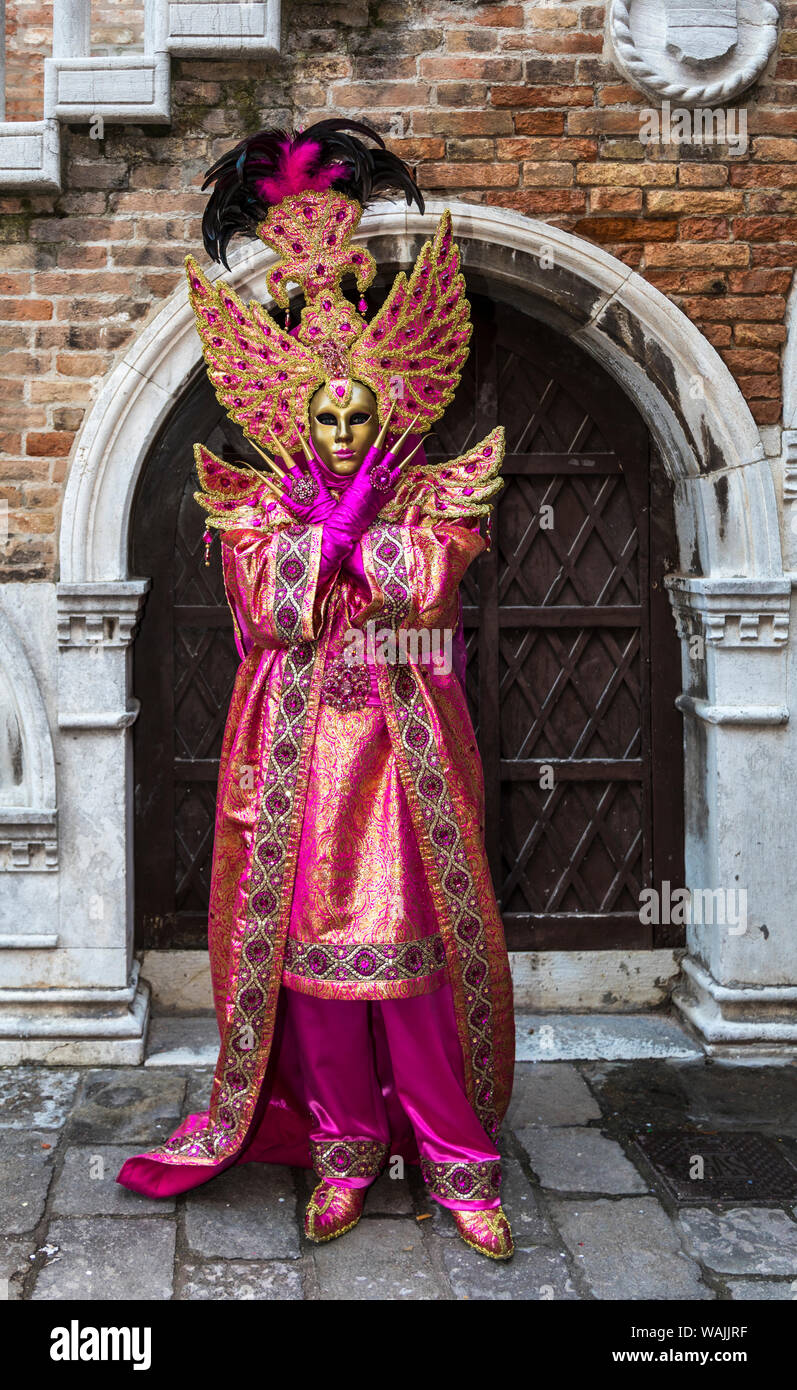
[
  {"left": 193, "top": 444, "right": 293, "bottom": 532},
  {"left": 378, "top": 426, "right": 506, "bottom": 524},
  {"left": 186, "top": 258, "right": 324, "bottom": 456}
]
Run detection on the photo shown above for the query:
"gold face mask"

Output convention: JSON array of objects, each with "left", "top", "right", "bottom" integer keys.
[{"left": 309, "top": 380, "right": 380, "bottom": 475}]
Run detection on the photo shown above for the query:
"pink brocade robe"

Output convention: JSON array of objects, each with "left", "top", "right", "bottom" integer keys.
[{"left": 116, "top": 513, "right": 515, "bottom": 1199}]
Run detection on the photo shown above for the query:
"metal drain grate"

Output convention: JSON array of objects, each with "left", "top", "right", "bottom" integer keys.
[{"left": 631, "top": 1130, "right": 797, "bottom": 1202}]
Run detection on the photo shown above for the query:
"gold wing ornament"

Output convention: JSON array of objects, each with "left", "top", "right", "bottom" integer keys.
[
  {"left": 377, "top": 426, "right": 506, "bottom": 525},
  {"left": 193, "top": 444, "right": 293, "bottom": 532},
  {"left": 186, "top": 258, "right": 324, "bottom": 456},
  {"left": 349, "top": 210, "right": 472, "bottom": 435}
]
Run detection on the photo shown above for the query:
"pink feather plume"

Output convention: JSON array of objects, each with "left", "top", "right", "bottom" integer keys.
[{"left": 255, "top": 139, "right": 347, "bottom": 203}]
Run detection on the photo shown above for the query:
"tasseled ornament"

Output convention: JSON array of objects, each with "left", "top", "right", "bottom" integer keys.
[
  {"left": 203, "top": 529, "right": 213, "bottom": 566},
  {"left": 358, "top": 295, "right": 367, "bottom": 315}
]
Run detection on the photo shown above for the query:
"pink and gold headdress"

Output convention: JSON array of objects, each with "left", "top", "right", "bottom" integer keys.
[{"left": 185, "top": 120, "right": 471, "bottom": 454}]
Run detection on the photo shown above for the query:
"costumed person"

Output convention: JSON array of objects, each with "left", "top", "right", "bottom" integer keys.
[{"left": 117, "top": 119, "right": 516, "bottom": 1260}]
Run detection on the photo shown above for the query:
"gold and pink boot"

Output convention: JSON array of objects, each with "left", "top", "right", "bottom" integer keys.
[
  {"left": 304, "top": 1179, "right": 366, "bottom": 1243},
  {"left": 453, "top": 1206, "right": 515, "bottom": 1260}
]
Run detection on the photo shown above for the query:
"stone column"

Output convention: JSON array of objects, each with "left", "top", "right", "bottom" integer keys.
[
  {"left": 0, "top": 580, "right": 151, "bottom": 1063},
  {"left": 666, "top": 575, "right": 797, "bottom": 1054}
]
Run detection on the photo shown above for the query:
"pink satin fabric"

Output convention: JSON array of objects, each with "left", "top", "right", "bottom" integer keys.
[{"left": 282, "top": 981, "right": 502, "bottom": 1210}]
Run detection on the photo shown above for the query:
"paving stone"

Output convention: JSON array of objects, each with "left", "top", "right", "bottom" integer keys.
[
  {"left": 726, "top": 1279, "right": 797, "bottom": 1301},
  {"left": 68, "top": 1069, "right": 186, "bottom": 1144},
  {"left": 31, "top": 1217, "right": 175, "bottom": 1301},
  {"left": 362, "top": 1168, "right": 414, "bottom": 1216},
  {"left": 0, "top": 1236, "right": 34, "bottom": 1301},
  {"left": 0, "top": 1129, "right": 57, "bottom": 1234},
  {"left": 52, "top": 1145, "right": 176, "bottom": 1216},
  {"left": 178, "top": 1260, "right": 303, "bottom": 1300},
  {"left": 677, "top": 1207, "right": 797, "bottom": 1276},
  {"left": 507, "top": 1062, "right": 603, "bottom": 1128},
  {"left": 0, "top": 1068, "right": 80, "bottom": 1130},
  {"left": 145, "top": 1016, "right": 219, "bottom": 1067},
  {"left": 517, "top": 1126, "right": 649, "bottom": 1194},
  {"left": 579, "top": 1059, "right": 694, "bottom": 1131},
  {"left": 439, "top": 1237, "right": 580, "bottom": 1301},
  {"left": 500, "top": 1153, "right": 556, "bottom": 1242},
  {"left": 184, "top": 1069, "right": 214, "bottom": 1114},
  {"left": 681, "top": 1066, "right": 797, "bottom": 1137},
  {"left": 550, "top": 1197, "right": 713, "bottom": 1300},
  {"left": 184, "top": 1163, "right": 299, "bottom": 1260},
  {"left": 312, "top": 1217, "right": 446, "bottom": 1300},
  {"left": 515, "top": 1013, "right": 701, "bottom": 1061}
]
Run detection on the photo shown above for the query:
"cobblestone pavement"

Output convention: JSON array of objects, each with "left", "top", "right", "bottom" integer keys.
[{"left": 3, "top": 1055, "right": 797, "bottom": 1300}]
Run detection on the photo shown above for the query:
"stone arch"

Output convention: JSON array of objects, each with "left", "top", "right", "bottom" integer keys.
[{"left": 60, "top": 199, "right": 782, "bottom": 584}]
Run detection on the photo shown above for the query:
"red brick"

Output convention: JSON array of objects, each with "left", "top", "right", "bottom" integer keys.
[
  {"left": 488, "top": 189, "right": 588, "bottom": 215},
  {"left": 598, "top": 84, "right": 645, "bottom": 106},
  {"left": 418, "top": 56, "right": 522, "bottom": 80},
  {"left": 681, "top": 218, "right": 730, "bottom": 240},
  {"left": 734, "top": 217, "right": 797, "bottom": 241},
  {"left": 0, "top": 298, "right": 52, "bottom": 320},
  {"left": 573, "top": 217, "right": 678, "bottom": 242},
  {"left": 471, "top": 4, "right": 525, "bottom": 24},
  {"left": 513, "top": 112, "right": 565, "bottom": 135},
  {"left": 421, "top": 161, "right": 518, "bottom": 188},
  {"left": 491, "top": 84, "right": 592, "bottom": 107},
  {"left": 525, "top": 33, "right": 603, "bottom": 55},
  {"left": 496, "top": 136, "right": 596, "bottom": 160},
  {"left": 55, "top": 352, "right": 107, "bottom": 377},
  {"left": 647, "top": 270, "right": 729, "bottom": 294},
  {"left": 332, "top": 81, "right": 431, "bottom": 108},
  {"left": 727, "top": 269, "right": 793, "bottom": 294},
  {"left": 734, "top": 323, "right": 788, "bottom": 346},
  {"left": 26, "top": 432, "right": 74, "bottom": 457},
  {"left": 590, "top": 188, "right": 643, "bottom": 213},
  {"left": 413, "top": 110, "right": 513, "bottom": 135},
  {"left": 721, "top": 348, "right": 782, "bottom": 373},
  {"left": 679, "top": 296, "right": 785, "bottom": 322}
]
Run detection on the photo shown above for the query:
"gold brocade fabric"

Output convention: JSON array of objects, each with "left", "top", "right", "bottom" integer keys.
[{"left": 290, "top": 703, "right": 428, "bottom": 943}]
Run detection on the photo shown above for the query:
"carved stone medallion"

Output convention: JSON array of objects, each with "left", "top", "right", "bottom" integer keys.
[{"left": 608, "top": 0, "right": 781, "bottom": 107}]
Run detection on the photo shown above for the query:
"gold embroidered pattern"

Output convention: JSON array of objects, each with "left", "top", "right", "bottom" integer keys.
[
  {"left": 283, "top": 933, "right": 446, "bottom": 986},
  {"left": 421, "top": 1157, "right": 502, "bottom": 1203},
  {"left": 311, "top": 1139, "right": 388, "bottom": 1182}
]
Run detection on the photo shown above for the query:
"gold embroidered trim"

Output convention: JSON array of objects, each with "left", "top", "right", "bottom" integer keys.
[
  {"left": 420, "top": 1157, "right": 502, "bottom": 1203},
  {"left": 283, "top": 934, "right": 446, "bottom": 986},
  {"left": 311, "top": 1139, "right": 388, "bottom": 1181}
]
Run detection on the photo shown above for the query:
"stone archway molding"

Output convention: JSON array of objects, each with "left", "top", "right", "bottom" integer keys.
[{"left": 62, "top": 199, "right": 780, "bottom": 584}]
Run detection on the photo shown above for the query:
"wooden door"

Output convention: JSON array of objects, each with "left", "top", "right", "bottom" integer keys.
[{"left": 131, "top": 295, "right": 684, "bottom": 952}]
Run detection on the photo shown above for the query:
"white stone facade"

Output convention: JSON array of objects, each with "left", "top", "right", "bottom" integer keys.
[{"left": 3, "top": 201, "right": 797, "bottom": 1061}]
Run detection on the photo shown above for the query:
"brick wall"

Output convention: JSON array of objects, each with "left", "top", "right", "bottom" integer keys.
[{"left": 2, "top": 0, "right": 796, "bottom": 579}]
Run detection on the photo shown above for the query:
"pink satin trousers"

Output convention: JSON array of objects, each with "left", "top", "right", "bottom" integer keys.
[{"left": 283, "top": 980, "right": 502, "bottom": 1210}]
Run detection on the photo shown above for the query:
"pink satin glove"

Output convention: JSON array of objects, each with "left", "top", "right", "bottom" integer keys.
[
  {"left": 340, "top": 539, "right": 367, "bottom": 588},
  {"left": 313, "top": 441, "right": 404, "bottom": 586}
]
